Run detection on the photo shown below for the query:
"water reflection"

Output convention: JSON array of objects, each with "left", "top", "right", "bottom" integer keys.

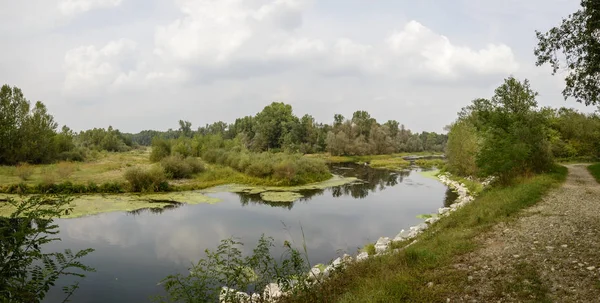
[
  {"left": 43, "top": 165, "right": 456, "bottom": 303},
  {"left": 127, "top": 203, "right": 183, "bottom": 216}
]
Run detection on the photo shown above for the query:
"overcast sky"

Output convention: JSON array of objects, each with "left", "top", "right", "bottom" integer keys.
[{"left": 0, "top": 0, "right": 594, "bottom": 133}]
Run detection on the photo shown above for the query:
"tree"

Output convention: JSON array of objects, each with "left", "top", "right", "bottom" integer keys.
[
  {"left": 253, "top": 102, "right": 296, "bottom": 150},
  {"left": 466, "top": 77, "right": 553, "bottom": 182},
  {"left": 178, "top": 120, "right": 193, "bottom": 138},
  {"left": 445, "top": 120, "right": 479, "bottom": 176},
  {"left": 20, "top": 102, "right": 59, "bottom": 163},
  {"left": 534, "top": 0, "right": 600, "bottom": 105},
  {"left": 0, "top": 85, "right": 30, "bottom": 164}
]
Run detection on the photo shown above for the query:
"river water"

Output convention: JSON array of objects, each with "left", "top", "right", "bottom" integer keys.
[{"left": 43, "top": 164, "right": 455, "bottom": 302}]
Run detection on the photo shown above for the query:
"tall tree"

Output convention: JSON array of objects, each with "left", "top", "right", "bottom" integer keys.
[
  {"left": 534, "top": 0, "right": 600, "bottom": 105},
  {"left": 0, "top": 85, "right": 30, "bottom": 164},
  {"left": 253, "top": 102, "right": 296, "bottom": 150}
]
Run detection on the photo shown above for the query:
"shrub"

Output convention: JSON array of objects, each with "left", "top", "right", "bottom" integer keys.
[
  {"left": 87, "top": 181, "right": 99, "bottom": 193},
  {"left": 160, "top": 156, "right": 204, "bottom": 179},
  {"left": 184, "top": 157, "right": 205, "bottom": 174},
  {"left": 124, "top": 166, "right": 169, "bottom": 192},
  {"left": 150, "top": 138, "right": 172, "bottom": 163},
  {"left": 14, "top": 163, "right": 34, "bottom": 181},
  {"left": 99, "top": 182, "right": 125, "bottom": 193},
  {"left": 57, "top": 149, "right": 86, "bottom": 162},
  {"left": 56, "top": 162, "right": 76, "bottom": 179}
]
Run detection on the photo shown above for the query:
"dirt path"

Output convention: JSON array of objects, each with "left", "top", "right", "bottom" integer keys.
[{"left": 450, "top": 164, "right": 600, "bottom": 302}]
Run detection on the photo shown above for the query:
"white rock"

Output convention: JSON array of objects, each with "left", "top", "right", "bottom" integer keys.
[
  {"left": 375, "top": 237, "right": 391, "bottom": 254},
  {"left": 220, "top": 287, "right": 251, "bottom": 303},
  {"left": 309, "top": 266, "right": 321, "bottom": 279},
  {"left": 356, "top": 251, "right": 369, "bottom": 261},
  {"left": 263, "top": 283, "right": 282, "bottom": 301},
  {"left": 332, "top": 257, "right": 343, "bottom": 268},
  {"left": 342, "top": 253, "right": 353, "bottom": 264},
  {"left": 425, "top": 216, "right": 439, "bottom": 225},
  {"left": 438, "top": 207, "right": 451, "bottom": 215}
]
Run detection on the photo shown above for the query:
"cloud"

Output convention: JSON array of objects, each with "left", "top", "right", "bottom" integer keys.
[
  {"left": 153, "top": 0, "right": 308, "bottom": 66},
  {"left": 387, "top": 21, "right": 519, "bottom": 79},
  {"left": 63, "top": 39, "right": 137, "bottom": 95},
  {"left": 59, "top": 0, "right": 123, "bottom": 16}
]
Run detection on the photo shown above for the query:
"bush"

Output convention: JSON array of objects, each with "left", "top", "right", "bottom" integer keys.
[
  {"left": 57, "top": 149, "right": 86, "bottom": 162},
  {"left": 99, "top": 182, "right": 125, "bottom": 193},
  {"left": 150, "top": 138, "right": 172, "bottom": 163},
  {"left": 201, "top": 148, "right": 331, "bottom": 185},
  {"left": 184, "top": 157, "right": 205, "bottom": 174},
  {"left": 124, "top": 166, "right": 169, "bottom": 192},
  {"left": 14, "top": 163, "right": 34, "bottom": 181},
  {"left": 160, "top": 156, "right": 204, "bottom": 179},
  {"left": 56, "top": 162, "right": 76, "bottom": 179}
]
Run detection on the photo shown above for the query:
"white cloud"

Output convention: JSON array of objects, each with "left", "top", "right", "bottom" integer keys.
[
  {"left": 267, "top": 37, "right": 326, "bottom": 59},
  {"left": 387, "top": 20, "right": 519, "bottom": 78},
  {"left": 63, "top": 39, "right": 137, "bottom": 94},
  {"left": 153, "top": 0, "right": 308, "bottom": 65},
  {"left": 59, "top": 0, "right": 123, "bottom": 16}
]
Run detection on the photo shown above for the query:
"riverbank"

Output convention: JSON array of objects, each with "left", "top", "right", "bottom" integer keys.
[
  {"left": 0, "top": 149, "right": 335, "bottom": 194},
  {"left": 306, "top": 152, "right": 445, "bottom": 171},
  {"left": 281, "top": 164, "right": 567, "bottom": 302}
]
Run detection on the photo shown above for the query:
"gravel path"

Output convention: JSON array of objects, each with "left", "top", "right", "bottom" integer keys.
[{"left": 450, "top": 164, "right": 600, "bottom": 302}]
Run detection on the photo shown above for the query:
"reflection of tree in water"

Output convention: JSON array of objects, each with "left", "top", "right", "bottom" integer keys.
[
  {"left": 235, "top": 164, "right": 412, "bottom": 209},
  {"left": 127, "top": 203, "right": 182, "bottom": 216},
  {"left": 237, "top": 194, "right": 296, "bottom": 210},
  {"left": 329, "top": 164, "right": 410, "bottom": 199}
]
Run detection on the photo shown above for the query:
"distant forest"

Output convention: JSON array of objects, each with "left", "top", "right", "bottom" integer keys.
[{"left": 2, "top": 83, "right": 598, "bottom": 166}]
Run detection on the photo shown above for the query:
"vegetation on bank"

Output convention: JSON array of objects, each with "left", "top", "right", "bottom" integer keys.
[
  {"left": 588, "top": 163, "right": 600, "bottom": 184},
  {"left": 281, "top": 165, "right": 567, "bottom": 303},
  {"left": 0, "top": 196, "right": 95, "bottom": 302}
]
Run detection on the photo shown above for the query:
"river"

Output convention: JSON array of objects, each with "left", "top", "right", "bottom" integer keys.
[{"left": 43, "top": 164, "right": 455, "bottom": 302}]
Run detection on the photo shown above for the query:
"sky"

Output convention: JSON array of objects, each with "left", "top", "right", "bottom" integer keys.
[{"left": 0, "top": 0, "right": 595, "bottom": 133}]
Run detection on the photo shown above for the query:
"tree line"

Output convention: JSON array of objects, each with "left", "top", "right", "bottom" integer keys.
[
  {"left": 129, "top": 103, "right": 448, "bottom": 156},
  {"left": 445, "top": 76, "right": 600, "bottom": 184},
  {"left": 0, "top": 84, "right": 136, "bottom": 165}
]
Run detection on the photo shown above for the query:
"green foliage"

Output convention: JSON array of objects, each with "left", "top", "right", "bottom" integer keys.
[
  {"left": 155, "top": 235, "right": 311, "bottom": 303},
  {"left": 445, "top": 120, "right": 479, "bottom": 176},
  {"left": 160, "top": 156, "right": 205, "bottom": 179},
  {"left": 76, "top": 126, "right": 131, "bottom": 153},
  {"left": 414, "top": 159, "right": 446, "bottom": 169},
  {"left": 363, "top": 243, "right": 376, "bottom": 256},
  {"left": 448, "top": 77, "right": 553, "bottom": 183},
  {"left": 202, "top": 149, "right": 331, "bottom": 185},
  {"left": 150, "top": 138, "right": 172, "bottom": 162},
  {"left": 0, "top": 196, "right": 95, "bottom": 302},
  {"left": 588, "top": 163, "right": 600, "bottom": 183},
  {"left": 534, "top": 0, "right": 600, "bottom": 105},
  {"left": 0, "top": 84, "right": 76, "bottom": 165},
  {"left": 123, "top": 166, "right": 169, "bottom": 192},
  {"left": 546, "top": 107, "right": 600, "bottom": 159}
]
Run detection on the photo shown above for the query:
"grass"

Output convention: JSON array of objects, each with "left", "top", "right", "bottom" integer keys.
[
  {"left": 282, "top": 165, "right": 567, "bottom": 303},
  {"left": 370, "top": 158, "right": 411, "bottom": 170},
  {"left": 588, "top": 163, "right": 600, "bottom": 183},
  {"left": 0, "top": 149, "right": 336, "bottom": 194}
]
